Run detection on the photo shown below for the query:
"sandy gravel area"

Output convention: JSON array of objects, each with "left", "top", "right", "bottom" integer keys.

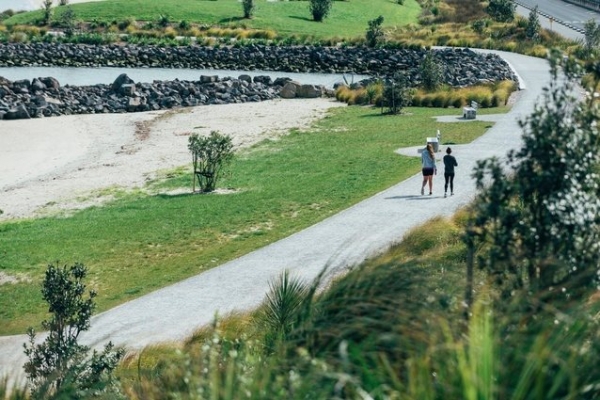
[{"left": 0, "top": 98, "right": 345, "bottom": 221}]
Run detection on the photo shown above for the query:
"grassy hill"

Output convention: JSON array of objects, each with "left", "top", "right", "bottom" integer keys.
[{"left": 4, "top": 0, "right": 422, "bottom": 40}]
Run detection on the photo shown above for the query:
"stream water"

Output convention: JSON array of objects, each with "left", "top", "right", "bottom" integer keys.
[{"left": 0, "top": 65, "right": 368, "bottom": 88}]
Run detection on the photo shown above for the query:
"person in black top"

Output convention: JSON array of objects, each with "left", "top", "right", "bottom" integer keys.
[{"left": 443, "top": 147, "right": 458, "bottom": 197}]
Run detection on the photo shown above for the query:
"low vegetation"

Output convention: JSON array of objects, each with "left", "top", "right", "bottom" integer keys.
[{"left": 335, "top": 79, "right": 517, "bottom": 109}]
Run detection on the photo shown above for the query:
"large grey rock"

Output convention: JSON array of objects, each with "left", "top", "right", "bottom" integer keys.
[
  {"left": 4, "top": 104, "right": 30, "bottom": 119},
  {"left": 297, "top": 84, "right": 322, "bottom": 98},
  {"left": 281, "top": 81, "right": 301, "bottom": 99}
]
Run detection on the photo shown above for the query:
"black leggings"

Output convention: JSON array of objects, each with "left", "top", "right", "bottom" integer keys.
[{"left": 444, "top": 173, "right": 455, "bottom": 193}]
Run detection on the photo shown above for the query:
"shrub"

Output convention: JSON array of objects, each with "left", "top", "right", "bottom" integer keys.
[
  {"left": 23, "top": 263, "right": 124, "bottom": 398},
  {"left": 117, "top": 17, "right": 134, "bottom": 30},
  {"left": 178, "top": 20, "right": 190, "bottom": 30},
  {"left": 479, "top": 95, "right": 491, "bottom": 108},
  {"left": 41, "top": 0, "right": 53, "bottom": 25},
  {"left": 366, "top": 15, "right": 384, "bottom": 47},
  {"left": 450, "top": 94, "right": 465, "bottom": 108},
  {"left": 525, "top": 5, "right": 540, "bottom": 41},
  {"left": 382, "top": 74, "right": 412, "bottom": 114},
  {"left": 157, "top": 14, "right": 170, "bottom": 28},
  {"left": 188, "top": 131, "right": 234, "bottom": 193},
  {"left": 309, "top": 0, "right": 332, "bottom": 22},
  {"left": 365, "top": 81, "right": 383, "bottom": 104},
  {"left": 432, "top": 92, "right": 449, "bottom": 108},
  {"left": 242, "top": 0, "right": 254, "bottom": 19},
  {"left": 411, "top": 92, "right": 423, "bottom": 107},
  {"left": 487, "top": 0, "right": 515, "bottom": 22},
  {"left": 163, "top": 26, "right": 177, "bottom": 39},
  {"left": 420, "top": 51, "right": 444, "bottom": 91}
]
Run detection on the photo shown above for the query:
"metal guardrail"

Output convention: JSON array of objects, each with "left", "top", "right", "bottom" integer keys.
[{"left": 512, "top": 0, "right": 586, "bottom": 34}]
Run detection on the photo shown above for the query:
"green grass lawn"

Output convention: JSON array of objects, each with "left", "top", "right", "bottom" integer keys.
[
  {"left": 5, "top": 0, "right": 421, "bottom": 40},
  {"left": 0, "top": 105, "right": 499, "bottom": 335}
]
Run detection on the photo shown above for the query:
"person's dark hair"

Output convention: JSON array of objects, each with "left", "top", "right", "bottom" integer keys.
[{"left": 446, "top": 147, "right": 452, "bottom": 154}]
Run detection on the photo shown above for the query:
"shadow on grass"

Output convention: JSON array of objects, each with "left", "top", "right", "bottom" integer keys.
[
  {"left": 288, "top": 15, "right": 314, "bottom": 22},
  {"left": 219, "top": 16, "right": 246, "bottom": 24}
]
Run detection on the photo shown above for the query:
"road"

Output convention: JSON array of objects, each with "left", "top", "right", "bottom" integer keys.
[{"left": 515, "top": 0, "right": 600, "bottom": 33}]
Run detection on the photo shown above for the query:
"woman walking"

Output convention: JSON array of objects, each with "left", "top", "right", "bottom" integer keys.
[
  {"left": 421, "top": 143, "right": 437, "bottom": 195},
  {"left": 443, "top": 147, "right": 458, "bottom": 197}
]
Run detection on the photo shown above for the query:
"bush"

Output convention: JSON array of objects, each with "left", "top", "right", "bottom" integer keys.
[
  {"left": 432, "top": 92, "right": 449, "bottom": 107},
  {"left": 242, "top": 0, "right": 255, "bottom": 19},
  {"left": 450, "top": 94, "right": 465, "bottom": 108},
  {"left": 420, "top": 51, "right": 444, "bottom": 91},
  {"left": 309, "top": 0, "right": 332, "bottom": 22},
  {"left": 366, "top": 15, "right": 384, "bottom": 47},
  {"left": 23, "top": 263, "right": 124, "bottom": 398},
  {"left": 487, "top": 0, "right": 515, "bottom": 22},
  {"left": 382, "top": 74, "right": 412, "bottom": 114},
  {"left": 188, "top": 131, "right": 234, "bottom": 193}
]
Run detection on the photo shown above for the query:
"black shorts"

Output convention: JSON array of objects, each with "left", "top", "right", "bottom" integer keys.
[{"left": 422, "top": 168, "right": 434, "bottom": 177}]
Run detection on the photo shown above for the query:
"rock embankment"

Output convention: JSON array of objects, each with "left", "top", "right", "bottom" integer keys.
[
  {"left": 0, "top": 43, "right": 519, "bottom": 119},
  {"left": 0, "top": 73, "right": 330, "bottom": 119}
]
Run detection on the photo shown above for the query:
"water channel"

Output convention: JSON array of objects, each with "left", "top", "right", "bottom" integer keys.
[{"left": 0, "top": 65, "right": 369, "bottom": 88}]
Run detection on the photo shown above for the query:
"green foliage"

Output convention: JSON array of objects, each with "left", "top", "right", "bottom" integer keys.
[
  {"left": 581, "top": 18, "right": 600, "bottom": 59},
  {"left": 471, "top": 18, "right": 489, "bottom": 35},
  {"left": 57, "top": 6, "right": 77, "bottom": 36},
  {"left": 382, "top": 73, "right": 412, "bottom": 114},
  {"left": 22, "top": 263, "right": 124, "bottom": 398},
  {"left": 258, "top": 271, "right": 310, "bottom": 351},
  {"left": 309, "top": 0, "right": 332, "bottom": 22},
  {"left": 157, "top": 13, "right": 169, "bottom": 28},
  {"left": 525, "top": 5, "right": 540, "bottom": 41},
  {"left": 420, "top": 50, "right": 443, "bottom": 91},
  {"left": 242, "top": 0, "right": 254, "bottom": 19},
  {"left": 486, "top": 0, "right": 515, "bottom": 22},
  {"left": 41, "top": 0, "right": 53, "bottom": 26},
  {"left": 468, "top": 52, "right": 600, "bottom": 299},
  {"left": 188, "top": 131, "right": 234, "bottom": 193},
  {"left": 365, "top": 15, "right": 384, "bottom": 47}
]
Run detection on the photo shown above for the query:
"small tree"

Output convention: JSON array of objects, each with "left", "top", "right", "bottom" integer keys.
[
  {"left": 420, "top": 51, "right": 444, "bottom": 91},
  {"left": 382, "top": 73, "right": 412, "bottom": 115},
  {"left": 309, "top": 0, "right": 332, "bottom": 22},
  {"left": 58, "top": 0, "right": 69, "bottom": 5},
  {"left": 486, "top": 0, "right": 515, "bottom": 22},
  {"left": 41, "top": 0, "right": 53, "bottom": 26},
  {"left": 23, "top": 263, "right": 124, "bottom": 397},
  {"left": 581, "top": 18, "right": 600, "bottom": 59},
  {"left": 525, "top": 5, "right": 540, "bottom": 41},
  {"left": 58, "top": 6, "right": 77, "bottom": 36},
  {"left": 188, "top": 131, "right": 234, "bottom": 193},
  {"left": 366, "top": 15, "right": 384, "bottom": 48},
  {"left": 242, "top": 0, "right": 254, "bottom": 19}
]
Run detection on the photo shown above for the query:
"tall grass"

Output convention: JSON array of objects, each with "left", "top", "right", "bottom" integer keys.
[{"left": 338, "top": 80, "right": 518, "bottom": 109}]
